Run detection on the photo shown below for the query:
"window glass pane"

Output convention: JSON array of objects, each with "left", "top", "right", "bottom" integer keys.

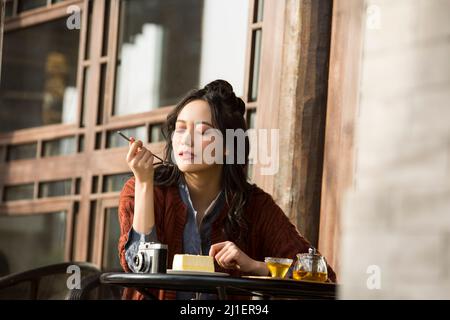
[
  {"left": 150, "top": 124, "right": 164, "bottom": 143},
  {"left": 0, "top": 212, "right": 66, "bottom": 274},
  {"left": 102, "top": 0, "right": 111, "bottom": 56},
  {"left": 3, "top": 184, "right": 34, "bottom": 202},
  {"left": 75, "top": 178, "right": 81, "bottom": 195},
  {"left": 103, "top": 173, "right": 131, "bottom": 193},
  {"left": 246, "top": 109, "right": 257, "bottom": 129},
  {"left": 249, "top": 29, "right": 262, "bottom": 102},
  {"left": 87, "top": 201, "right": 97, "bottom": 262},
  {"left": 6, "top": 143, "right": 37, "bottom": 161},
  {"left": 43, "top": 136, "right": 77, "bottom": 157},
  {"left": 39, "top": 179, "right": 72, "bottom": 198},
  {"left": 102, "top": 207, "right": 122, "bottom": 271},
  {"left": 113, "top": 0, "right": 249, "bottom": 116},
  {"left": 106, "top": 126, "right": 146, "bottom": 148},
  {"left": 253, "top": 0, "right": 264, "bottom": 23},
  {"left": 78, "top": 135, "right": 85, "bottom": 153},
  {"left": 97, "top": 64, "right": 107, "bottom": 125},
  {"left": 5, "top": 0, "right": 14, "bottom": 17},
  {"left": 80, "top": 67, "right": 90, "bottom": 127},
  {"left": 247, "top": 163, "right": 254, "bottom": 181},
  {"left": 0, "top": 18, "right": 80, "bottom": 133},
  {"left": 91, "top": 176, "right": 99, "bottom": 193},
  {"left": 95, "top": 132, "right": 103, "bottom": 150},
  {"left": 85, "top": 0, "right": 93, "bottom": 60},
  {"left": 17, "top": 0, "right": 47, "bottom": 13}
]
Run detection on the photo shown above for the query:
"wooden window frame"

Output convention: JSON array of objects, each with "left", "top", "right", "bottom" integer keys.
[
  {"left": 1, "top": 0, "right": 336, "bottom": 268},
  {"left": 0, "top": 199, "right": 75, "bottom": 261}
]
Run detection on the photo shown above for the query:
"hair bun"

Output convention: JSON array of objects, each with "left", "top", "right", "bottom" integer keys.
[
  {"left": 204, "top": 79, "right": 234, "bottom": 96},
  {"left": 204, "top": 80, "right": 246, "bottom": 115}
]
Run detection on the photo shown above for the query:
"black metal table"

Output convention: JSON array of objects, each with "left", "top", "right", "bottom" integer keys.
[{"left": 100, "top": 272, "right": 336, "bottom": 300}]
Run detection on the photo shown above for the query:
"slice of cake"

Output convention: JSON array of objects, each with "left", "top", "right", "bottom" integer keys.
[{"left": 172, "top": 254, "right": 215, "bottom": 273}]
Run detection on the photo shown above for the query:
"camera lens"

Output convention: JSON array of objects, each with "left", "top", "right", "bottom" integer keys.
[{"left": 134, "top": 252, "right": 145, "bottom": 272}]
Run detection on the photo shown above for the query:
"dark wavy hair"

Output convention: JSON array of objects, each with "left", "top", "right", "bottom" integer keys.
[{"left": 154, "top": 79, "right": 252, "bottom": 245}]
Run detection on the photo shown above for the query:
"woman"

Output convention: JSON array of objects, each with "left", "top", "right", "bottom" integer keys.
[{"left": 118, "top": 80, "right": 336, "bottom": 300}]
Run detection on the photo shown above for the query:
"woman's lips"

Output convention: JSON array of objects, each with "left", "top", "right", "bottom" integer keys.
[{"left": 178, "top": 151, "right": 196, "bottom": 160}]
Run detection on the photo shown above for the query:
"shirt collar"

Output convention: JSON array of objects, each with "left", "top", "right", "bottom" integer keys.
[{"left": 179, "top": 181, "right": 223, "bottom": 219}]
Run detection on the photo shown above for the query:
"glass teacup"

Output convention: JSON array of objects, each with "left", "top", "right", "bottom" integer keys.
[{"left": 264, "top": 257, "right": 293, "bottom": 279}]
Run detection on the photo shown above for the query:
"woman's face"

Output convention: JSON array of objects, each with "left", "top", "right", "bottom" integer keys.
[{"left": 172, "top": 99, "right": 221, "bottom": 173}]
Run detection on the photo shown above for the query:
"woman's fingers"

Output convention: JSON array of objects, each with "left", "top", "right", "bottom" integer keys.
[
  {"left": 126, "top": 139, "right": 143, "bottom": 162},
  {"left": 209, "top": 241, "right": 227, "bottom": 257},
  {"left": 145, "top": 154, "right": 155, "bottom": 165},
  {"left": 210, "top": 242, "right": 237, "bottom": 269},
  {"left": 139, "top": 150, "right": 153, "bottom": 166},
  {"left": 220, "top": 250, "right": 238, "bottom": 269},
  {"left": 133, "top": 148, "right": 146, "bottom": 163},
  {"left": 210, "top": 241, "right": 231, "bottom": 260}
]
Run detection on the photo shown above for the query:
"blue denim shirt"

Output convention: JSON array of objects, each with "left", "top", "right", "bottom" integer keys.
[{"left": 124, "top": 182, "right": 224, "bottom": 299}]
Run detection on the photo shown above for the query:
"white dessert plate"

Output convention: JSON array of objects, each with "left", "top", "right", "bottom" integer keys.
[{"left": 167, "top": 269, "right": 229, "bottom": 277}]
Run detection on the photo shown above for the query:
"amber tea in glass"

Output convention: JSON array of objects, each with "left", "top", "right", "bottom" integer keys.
[
  {"left": 293, "top": 270, "right": 328, "bottom": 282},
  {"left": 265, "top": 257, "right": 293, "bottom": 278},
  {"left": 293, "top": 247, "right": 328, "bottom": 282}
]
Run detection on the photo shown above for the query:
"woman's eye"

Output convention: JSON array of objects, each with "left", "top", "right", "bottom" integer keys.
[{"left": 197, "top": 128, "right": 209, "bottom": 135}]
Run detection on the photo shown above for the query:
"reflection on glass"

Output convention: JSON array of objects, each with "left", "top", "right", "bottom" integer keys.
[
  {"left": 103, "top": 173, "right": 131, "bottom": 193},
  {"left": 198, "top": 0, "right": 249, "bottom": 96},
  {"left": 0, "top": 212, "right": 66, "bottom": 274},
  {"left": 3, "top": 184, "right": 34, "bottom": 202},
  {"left": 6, "top": 143, "right": 37, "bottom": 161},
  {"left": 102, "top": 207, "right": 122, "bottom": 271},
  {"left": 17, "top": 0, "right": 47, "bottom": 13},
  {"left": 106, "top": 126, "right": 146, "bottom": 149},
  {"left": 43, "top": 136, "right": 77, "bottom": 157},
  {"left": 0, "top": 18, "right": 79, "bottom": 133},
  {"left": 38, "top": 179, "right": 72, "bottom": 198},
  {"left": 249, "top": 29, "right": 262, "bottom": 102},
  {"left": 113, "top": 0, "right": 248, "bottom": 116}
]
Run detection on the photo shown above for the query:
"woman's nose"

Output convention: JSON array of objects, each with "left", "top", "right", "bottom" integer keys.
[{"left": 181, "top": 128, "right": 194, "bottom": 146}]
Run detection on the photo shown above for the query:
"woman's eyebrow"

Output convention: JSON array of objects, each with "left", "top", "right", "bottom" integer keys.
[
  {"left": 176, "top": 120, "right": 214, "bottom": 128},
  {"left": 196, "top": 121, "right": 214, "bottom": 128}
]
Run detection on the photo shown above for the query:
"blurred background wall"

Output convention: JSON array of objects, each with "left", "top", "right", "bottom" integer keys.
[{"left": 338, "top": 0, "right": 450, "bottom": 299}]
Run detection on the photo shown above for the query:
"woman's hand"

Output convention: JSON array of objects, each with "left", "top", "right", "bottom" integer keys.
[
  {"left": 126, "top": 137, "right": 154, "bottom": 183},
  {"left": 209, "top": 241, "right": 269, "bottom": 276}
]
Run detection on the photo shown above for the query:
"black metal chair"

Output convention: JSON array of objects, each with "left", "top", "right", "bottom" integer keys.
[{"left": 0, "top": 262, "right": 121, "bottom": 300}]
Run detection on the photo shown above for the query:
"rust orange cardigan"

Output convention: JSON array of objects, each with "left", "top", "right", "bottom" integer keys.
[{"left": 118, "top": 177, "right": 337, "bottom": 300}]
